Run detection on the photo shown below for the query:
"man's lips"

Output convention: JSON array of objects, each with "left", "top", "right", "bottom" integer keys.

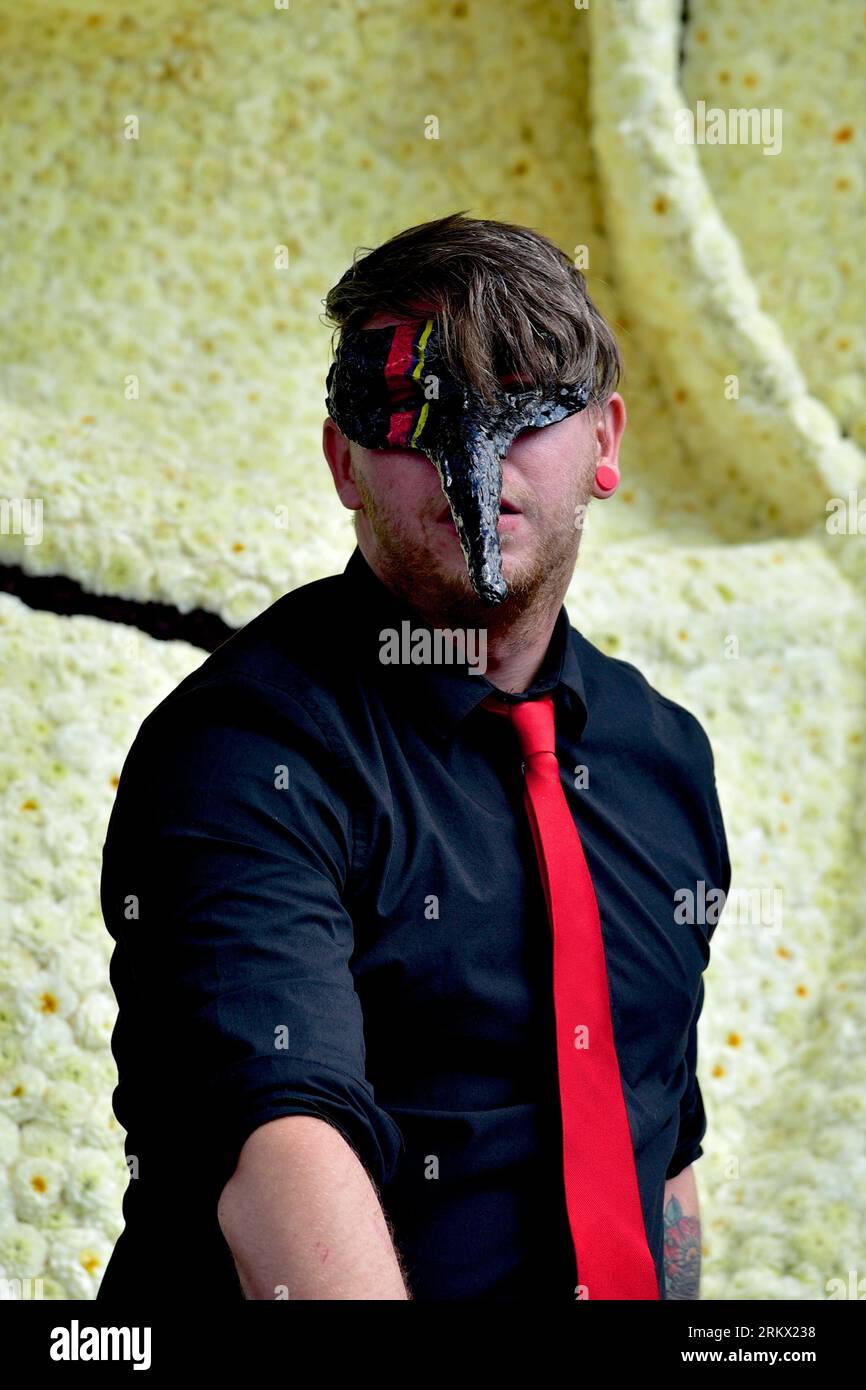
[{"left": 436, "top": 498, "right": 522, "bottom": 523}]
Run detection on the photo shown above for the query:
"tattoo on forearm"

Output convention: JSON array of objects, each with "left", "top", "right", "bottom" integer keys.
[{"left": 663, "top": 1194, "right": 701, "bottom": 1299}]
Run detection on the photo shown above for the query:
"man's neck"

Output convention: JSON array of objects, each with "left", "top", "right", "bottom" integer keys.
[
  {"left": 479, "top": 600, "right": 562, "bottom": 694},
  {"left": 355, "top": 543, "right": 571, "bottom": 694}
]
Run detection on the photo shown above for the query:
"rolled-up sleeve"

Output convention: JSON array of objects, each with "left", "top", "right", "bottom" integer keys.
[
  {"left": 665, "top": 977, "right": 708, "bottom": 1179},
  {"left": 101, "top": 673, "right": 404, "bottom": 1201},
  {"left": 665, "top": 738, "right": 731, "bottom": 1181}
]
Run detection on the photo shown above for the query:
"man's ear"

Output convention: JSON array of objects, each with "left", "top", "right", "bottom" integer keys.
[
  {"left": 322, "top": 418, "right": 364, "bottom": 510},
  {"left": 590, "top": 392, "right": 626, "bottom": 499}
]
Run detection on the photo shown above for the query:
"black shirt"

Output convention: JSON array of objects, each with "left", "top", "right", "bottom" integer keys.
[{"left": 97, "top": 544, "right": 731, "bottom": 1303}]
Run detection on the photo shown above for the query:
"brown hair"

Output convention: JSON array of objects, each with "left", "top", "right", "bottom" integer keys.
[{"left": 321, "top": 210, "right": 622, "bottom": 410}]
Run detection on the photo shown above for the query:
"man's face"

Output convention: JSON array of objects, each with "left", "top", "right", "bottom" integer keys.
[{"left": 323, "top": 307, "right": 623, "bottom": 624}]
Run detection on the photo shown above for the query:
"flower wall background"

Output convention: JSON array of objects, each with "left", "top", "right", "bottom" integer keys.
[{"left": 1, "top": 0, "right": 864, "bottom": 1298}]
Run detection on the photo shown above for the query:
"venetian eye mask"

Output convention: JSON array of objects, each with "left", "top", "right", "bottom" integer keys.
[{"left": 325, "top": 315, "right": 591, "bottom": 605}]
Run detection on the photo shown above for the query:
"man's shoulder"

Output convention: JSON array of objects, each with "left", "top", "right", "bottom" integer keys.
[
  {"left": 569, "top": 625, "right": 715, "bottom": 767},
  {"left": 141, "top": 569, "right": 351, "bottom": 733}
]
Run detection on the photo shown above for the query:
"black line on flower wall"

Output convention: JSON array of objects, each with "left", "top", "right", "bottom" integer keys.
[
  {"left": 0, "top": 564, "right": 237, "bottom": 652},
  {"left": 679, "top": 0, "right": 691, "bottom": 72}
]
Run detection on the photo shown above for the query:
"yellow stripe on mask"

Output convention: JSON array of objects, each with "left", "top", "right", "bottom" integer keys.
[{"left": 409, "top": 317, "right": 435, "bottom": 447}]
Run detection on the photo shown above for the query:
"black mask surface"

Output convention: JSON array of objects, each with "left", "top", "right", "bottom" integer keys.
[{"left": 325, "top": 315, "right": 591, "bottom": 604}]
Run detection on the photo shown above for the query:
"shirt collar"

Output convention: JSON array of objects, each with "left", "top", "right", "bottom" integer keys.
[{"left": 342, "top": 545, "right": 588, "bottom": 744}]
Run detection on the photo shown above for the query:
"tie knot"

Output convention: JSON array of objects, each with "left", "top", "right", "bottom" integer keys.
[{"left": 480, "top": 692, "right": 556, "bottom": 760}]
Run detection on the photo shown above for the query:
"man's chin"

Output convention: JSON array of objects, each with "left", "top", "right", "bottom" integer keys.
[
  {"left": 422, "top": 547, "right": 548, "bottom": 624},
  {"left": 365, "top": 516, "right": 572, "bottom": 625}
]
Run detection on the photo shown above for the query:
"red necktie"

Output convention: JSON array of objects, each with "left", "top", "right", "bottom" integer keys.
[{"left": 482, "top": 692, "right": 660, "bottom": 1299}]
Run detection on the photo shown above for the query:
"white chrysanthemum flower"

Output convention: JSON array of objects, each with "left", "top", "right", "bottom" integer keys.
[
  {"left": 65, "top": 1148, "right": 124, "bottom": 1218},
  {"left": 8, "top": 899, "right": 68, "bottom": 954},
  {"left": 46, "top": 1227, "right": 112, "bottom": 1300},
  {"left": 39, "top": 1049, "right": 107, "bottom": 1096},
  {"left": 10, "top": 1157, "right": 66, "bottom": 1224},
  {"left": 38, "top": 1080, "right": 93, "bottom": 1132},
  {"left": 27, "top": 1016, "right": 77, "bottom": 1075},
  {"left": 17, "top": 1123, "right": 73, "bottom": 1166},
  {"left": 823, "top": 374, "right": 865, "bottom": 430},
  {"left": 46, "top": 941, "right": 107, "bottom": 995},
  {"left": 0, "top": 1115, "right": 21, "bottom": 1168},
  {"left": 15, "top": 974, "right": 78, "bottom": 1030},
  {"left": 72, "top": 994, "right": 118, "bottom": 1053},
  {"left": 0, "top": 1222, "right": 48, "bottom": 1278},
  {"left": 0, "top": 1065, "right": 48, "bottom": 1124}
]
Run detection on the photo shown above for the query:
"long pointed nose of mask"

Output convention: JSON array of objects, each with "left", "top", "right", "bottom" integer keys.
[
  {"left": 426, "top": 382, "right": 593, "bottom": 606},
  {"left": 426, "top": 431, "right": 507, "bottom": 606}
]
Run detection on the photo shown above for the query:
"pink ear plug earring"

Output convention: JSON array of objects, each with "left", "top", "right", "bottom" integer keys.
[{"left": 594, "top": 464, "right": 620, "bottom": 498}]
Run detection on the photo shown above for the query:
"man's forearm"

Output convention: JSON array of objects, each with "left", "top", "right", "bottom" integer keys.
[
  {"left": 217, "top": 1114, "right": 411, "bottom": 1300},
  {"left": 663, "top": 1163, "right": 702, "bottom": 1299}
]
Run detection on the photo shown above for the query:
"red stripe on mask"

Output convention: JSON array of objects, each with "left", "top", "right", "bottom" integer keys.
[{"left": 384, "top": 320, "right": 426, "bottom": 449}]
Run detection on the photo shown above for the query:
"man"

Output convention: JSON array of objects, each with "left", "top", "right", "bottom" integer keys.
[{"left": 98, "top": 212, "right": 729, "bottom": 1302}]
